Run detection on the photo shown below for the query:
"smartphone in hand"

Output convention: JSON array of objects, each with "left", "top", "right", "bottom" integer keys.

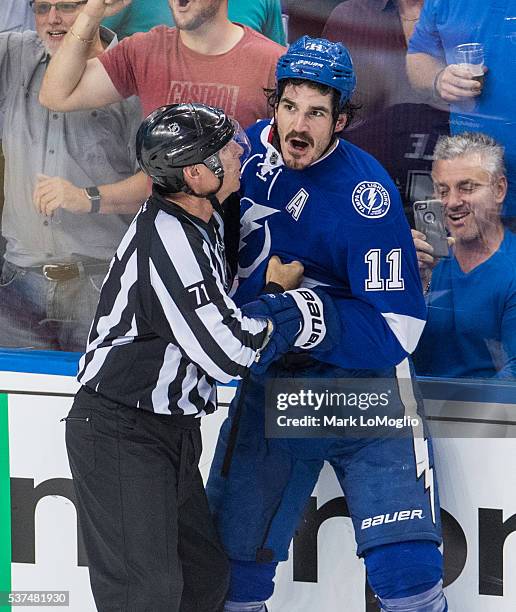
[{"left": 413, "top": 200, "right": 450, "bottom": 259}]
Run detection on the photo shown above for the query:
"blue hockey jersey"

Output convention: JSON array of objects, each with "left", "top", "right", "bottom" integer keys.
[{"left": 235, "top": 120, "right": 427, "bottom": 369}]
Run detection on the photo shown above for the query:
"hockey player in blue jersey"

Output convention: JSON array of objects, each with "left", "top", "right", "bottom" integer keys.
[{"left": 207, "top": 37, "right": 447, "bottom": 612}]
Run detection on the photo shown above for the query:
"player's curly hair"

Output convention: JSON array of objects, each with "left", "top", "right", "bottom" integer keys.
[{"left": 264, "top": 78, "right": 361, "bottom": 132}]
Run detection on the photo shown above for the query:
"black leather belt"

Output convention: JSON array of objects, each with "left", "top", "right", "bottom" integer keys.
[{"left": 35, "top": 261, "right": 108, "bottom": 281}]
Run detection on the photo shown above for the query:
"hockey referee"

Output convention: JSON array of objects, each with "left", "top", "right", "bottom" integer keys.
[{"left": 63, "top": 103, "right": 339, "bottom": 612}]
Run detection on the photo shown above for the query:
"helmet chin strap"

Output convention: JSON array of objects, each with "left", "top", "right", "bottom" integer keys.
[
  {"left": 181, "top": 175, "right": 224, "bottom": 213},
  {"left": 207, "top": 193, "right": 224, "bottom": 215},
  {"left": 178, "top": 150, "right": 226, "bottom": 209}
]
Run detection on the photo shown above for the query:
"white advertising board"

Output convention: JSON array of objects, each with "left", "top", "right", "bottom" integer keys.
[{"left": 2, "top": 372, "right": 516, "bottom": 611}]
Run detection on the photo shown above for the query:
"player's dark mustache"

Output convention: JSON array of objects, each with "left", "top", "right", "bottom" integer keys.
[{"left": 286, "top": 131, "right": 314, "bottom": 147}]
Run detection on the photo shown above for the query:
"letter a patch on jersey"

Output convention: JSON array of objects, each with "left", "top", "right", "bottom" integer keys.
[{"left": 286, "top": 188, "right": 309, "bottom": 221}]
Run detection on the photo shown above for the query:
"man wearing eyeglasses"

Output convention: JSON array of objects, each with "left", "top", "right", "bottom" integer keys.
[
  {"left": 406, "top": 0, "right": 516, "bottom": 228},
  {"left": 0, "top": 0, "right": 146, "bottom": 352},
  {"left": 412, "top": 132, "right": 516, "bottom": 379},
  {"left": 39, "top": 0, "right": 284, "bottom": 127},
  {"left": 39, "top": 0, "right": 285, "bottom": 281}
]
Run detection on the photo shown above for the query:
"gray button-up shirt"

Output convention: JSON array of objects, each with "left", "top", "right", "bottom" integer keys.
[
  {"left": 0, "top": 0, "right": 35, "bottom": 136},
  {"left": 0, "top": 28, "right": 142, "bottom": 267},
  {"left": 0, "top": 0, "right": 35, "bottom": 33}
]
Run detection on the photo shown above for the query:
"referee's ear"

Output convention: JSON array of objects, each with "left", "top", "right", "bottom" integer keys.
[
  {"left": 183, "top": 164, "right": 200, "bottom": 179},
  {"left": 182, "top": 164, "right": 201, "bottom": 191}
]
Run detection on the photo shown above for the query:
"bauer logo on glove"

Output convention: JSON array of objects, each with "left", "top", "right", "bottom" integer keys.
[
  {"left": 240, "top": 288, "right": 340, "bottom": 373},
  {"left": 286, "top": 289, "right": 325, "bottom": 349}
]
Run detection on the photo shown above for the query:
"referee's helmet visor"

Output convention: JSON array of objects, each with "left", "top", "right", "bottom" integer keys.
[{"left": 203, "top": 120, "right": 251, "bottom": 178}]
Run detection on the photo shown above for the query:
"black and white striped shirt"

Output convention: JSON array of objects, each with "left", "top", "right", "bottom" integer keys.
[{"left": 78, "top": 192, "right": 267, "bottom": 416}]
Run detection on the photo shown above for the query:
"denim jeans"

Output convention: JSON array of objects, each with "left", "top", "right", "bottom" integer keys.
[{"left": 0, "top": 259, "right": 106, "bottom": 352}]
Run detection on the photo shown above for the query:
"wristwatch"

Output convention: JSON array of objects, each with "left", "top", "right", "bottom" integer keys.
[{"left": 84, "top": 186, "right": 101, "bottom": 214}]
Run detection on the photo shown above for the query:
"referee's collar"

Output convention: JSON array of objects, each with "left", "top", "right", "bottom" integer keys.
[{"left": 150, "top": 189, "right": 213, "bottom": 229}]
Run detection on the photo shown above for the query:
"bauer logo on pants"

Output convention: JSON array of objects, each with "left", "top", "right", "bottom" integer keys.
[{"left": 361, "top": 508, "right": 424, "bottom": 530}]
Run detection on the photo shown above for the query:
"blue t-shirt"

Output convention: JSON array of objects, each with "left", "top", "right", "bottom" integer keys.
[
  {"left": 414, "top": 230, "right": 516, "bottom": 379},
  {"left": 153, "top": 0, "right": 286, "bottom": 45},
  {"left": 236, "top": 120, "right": 427, "bottom": 370},
  {"left": 408, "top": 0, "right": 516, "bottom": 219},
  {"left": 102, "top": 0, "right": 173, "bottom": 39}
]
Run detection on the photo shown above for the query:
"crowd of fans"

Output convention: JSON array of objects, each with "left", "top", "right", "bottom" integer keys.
[{"left": 0, "top": 0, "right": 514, "bottom": 379}]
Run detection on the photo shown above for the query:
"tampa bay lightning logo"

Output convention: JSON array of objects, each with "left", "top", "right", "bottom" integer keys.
[
  {"left": 238, "top": 198, "right": 279, "bottom": 279},
  {"left": 352, "top": 181, "right": 390, "bottom": 219}
]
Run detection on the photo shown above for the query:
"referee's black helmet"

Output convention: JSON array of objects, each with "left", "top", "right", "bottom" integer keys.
[{"left": 136, "top": 103, "right": 245, "bottom": 194}]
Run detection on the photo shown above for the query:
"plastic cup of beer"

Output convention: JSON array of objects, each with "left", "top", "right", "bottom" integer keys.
[{"left": 454, "top": 43, "right": 485, "bottom": 86}]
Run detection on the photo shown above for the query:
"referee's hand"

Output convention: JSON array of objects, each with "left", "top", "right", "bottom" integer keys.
[{"left": 266, "top": 255, "right": 304, "bottom": 290}]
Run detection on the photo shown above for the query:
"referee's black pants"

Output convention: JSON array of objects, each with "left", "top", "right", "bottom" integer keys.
[{"left": 65, "top": 386, "right": 229, "bottom": 612}]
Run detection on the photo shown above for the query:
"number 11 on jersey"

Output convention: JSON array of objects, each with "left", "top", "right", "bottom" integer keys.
[{"left": 364, "top": 248, "right": 405, "bottom": 291}]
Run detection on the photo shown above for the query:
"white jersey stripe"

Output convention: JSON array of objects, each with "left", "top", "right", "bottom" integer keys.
[
  {"left": 396, "top": 358, "right": 436, "bottom": 524},
  {"left": 178, "top": 363, "right": 202, "bottom": 416},
  {"left": 150, "top": 261, "right": 249, "bottom": 384},
  {"left": 151, "top": 344, "right": 182, "bottom": 415},
  {"left": 155, "top": 211, "right": 204, "bottom": 288},
  {"left": 79, "top": 250, "right": 139, "bottom": 383},
  {"left": 381, "top": 312, "right": 426, "bottom": 354}
]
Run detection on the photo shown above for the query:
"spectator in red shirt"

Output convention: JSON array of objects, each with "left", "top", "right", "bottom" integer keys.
[
  {"left": 40, "top": 0, "right": 285, "bottom": 127},
  {"left": 40, "top": 0, "right": 285, "bottom": 269}
]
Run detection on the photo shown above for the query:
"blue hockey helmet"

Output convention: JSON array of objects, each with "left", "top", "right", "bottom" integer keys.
[{"left": 276, "top": 36, "right": 356, "bottom": 108}]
